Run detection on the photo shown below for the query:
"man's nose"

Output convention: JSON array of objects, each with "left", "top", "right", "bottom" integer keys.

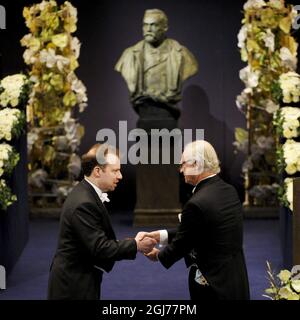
[{"left": 118, "top": 172, "right": 123, "bottom": 180}]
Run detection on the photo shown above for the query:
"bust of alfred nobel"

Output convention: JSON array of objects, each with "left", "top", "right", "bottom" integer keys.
[{"left": 115, "top": 9, "right": 198, "bottom": 110}]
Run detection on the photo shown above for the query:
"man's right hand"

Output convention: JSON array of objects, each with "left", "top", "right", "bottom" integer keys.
[
  {"left": 135, "top": 236, "right": 157, "bottom": 254},
  {"left": 135, "top": 231, "right": 160, "bottom": 243}
]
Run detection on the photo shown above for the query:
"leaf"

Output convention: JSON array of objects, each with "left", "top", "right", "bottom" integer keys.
[
  {"left": 44, "top": 146, "right": 56, "bottom": 165},
  {"left": 279, "top": 17, "right": 292, "bottom": 34},
  {"left": 235, "top": 128, "right": 248, "bottom": 144},
  {"left": 246, "top": 39, "right": 260, "bottom": 52}
]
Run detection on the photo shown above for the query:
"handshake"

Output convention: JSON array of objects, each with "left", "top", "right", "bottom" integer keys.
[{"left": 134, "top": 231, "right": 161, "bottom": 262}]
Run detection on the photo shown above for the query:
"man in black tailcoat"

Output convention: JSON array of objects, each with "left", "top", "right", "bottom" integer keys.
[
  {"left": 142, "top": 140, "right": 250, "bottom": 300},
  {"left": 48, "top": 144, "right": 156, "bottom": 300}
]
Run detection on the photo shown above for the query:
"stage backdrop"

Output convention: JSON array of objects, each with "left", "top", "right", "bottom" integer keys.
[{"left": 2, "top": 0, "right": 298, "bottom": 210}]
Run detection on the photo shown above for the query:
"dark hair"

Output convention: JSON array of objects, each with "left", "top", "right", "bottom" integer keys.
[{"left": 81, "top": 143, "right": 119, "bottom": 177}]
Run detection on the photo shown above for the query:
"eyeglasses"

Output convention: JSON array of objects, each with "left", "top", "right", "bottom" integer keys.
[{"left": 178, "top": 160, "right": 196, "bottom": 170}]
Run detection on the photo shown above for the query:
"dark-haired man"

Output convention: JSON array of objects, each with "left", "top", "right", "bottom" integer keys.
[{"left": 48, "top": 144, "right": 156, "bottom": 300}]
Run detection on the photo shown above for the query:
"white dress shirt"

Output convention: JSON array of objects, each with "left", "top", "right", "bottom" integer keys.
[{"left": 84, "top": 177, "right": 110, "bottom": 273}]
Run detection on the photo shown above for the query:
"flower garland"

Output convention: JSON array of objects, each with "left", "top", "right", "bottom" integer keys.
[
  {"left": 0, "top": 74, "right": 28, "bottom": 211},
  {"left": 234, "top": 0, "right": 299, "bottom": 207},
  {"left": 21, "top": 1, "right": 87, "bottom": 207},
  {"left": 21, "top": 0, "right": 87, "bottom": 126}
]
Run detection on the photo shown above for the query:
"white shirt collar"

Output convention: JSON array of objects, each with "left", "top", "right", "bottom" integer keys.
[
  {"left": 84, "top": 177, "right": 110, "bottom": 203},
  {"left": 192, "top": 174, "right": 217, "bottom": 194}
]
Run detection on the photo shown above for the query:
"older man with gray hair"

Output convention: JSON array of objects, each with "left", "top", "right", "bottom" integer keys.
[{"left": 139, "top": 140, "right": 250, "bottom": 300}]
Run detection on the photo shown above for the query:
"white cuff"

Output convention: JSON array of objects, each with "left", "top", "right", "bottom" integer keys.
[{"left": 159, "top": 230, "right": 168, "bottom": 246}]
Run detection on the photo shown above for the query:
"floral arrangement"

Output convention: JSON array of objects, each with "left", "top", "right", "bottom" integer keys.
[
  {"left": 0, "top": 74, "right": 29, "bottom": 211},
  {"left": 265, "top": 262, "right": 300, "bottom": 300},
  {"left": 234, "top": 0, "right": 299, "bottom": 207},
  {"left": 282, "top": 140, "right": 300, "bottom": 175},
  {"left": 273, "top": 107, "right": 300, "bottom": 211},
  {"left": 0, "top": 108, "right": 26, "bottom": 141},
  {"left": 21, "top": 0, "right": 87, "bottom": 126},
  {"left": 21, "top": 1, "right": 87, "bottom": 208},
  {"left": 277, "top": 177, "right": 293, "bottom": 210},
  {"left": 0, "top": 74, "right": 29, "bottom": 107},
  {"left": 274, "top": 106, "right": 300, "bottom": 139},
  {"left": 0, "top": 180, "right": 17, "bottom": 211},
  {"left": 0, "top": 144, "right": 20, "bottom": 177},
  {"left": 279, "top": 72, "right": 300, "bottom": 103}
]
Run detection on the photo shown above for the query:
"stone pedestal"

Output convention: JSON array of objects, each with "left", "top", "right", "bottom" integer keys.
[
  {"left": 133, "top": 99, "right": 182, "bottom": 227},
  {"left": 134, "top": 163, "right": 181, "bottom": 226}
]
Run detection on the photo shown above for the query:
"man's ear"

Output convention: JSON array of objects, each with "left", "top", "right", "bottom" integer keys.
[{"left": 93, "top": 166, "right": 102, "bottom": 178}]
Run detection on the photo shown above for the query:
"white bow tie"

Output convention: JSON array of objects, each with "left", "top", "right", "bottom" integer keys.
[
  {"left": 100, "top": 193, "right": 110, "bottom": 203},
  {"left": 178, "top": 213, "right": 182, "bottom": 222}
]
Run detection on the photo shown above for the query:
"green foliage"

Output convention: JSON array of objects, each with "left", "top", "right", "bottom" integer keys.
[{"left": 0, "top": 180, "right": 17, "bottom": 211}]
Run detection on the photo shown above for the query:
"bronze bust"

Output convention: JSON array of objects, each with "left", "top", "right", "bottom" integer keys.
[{"left": 115, "top": 9, "right": 198, "bottom": 119}]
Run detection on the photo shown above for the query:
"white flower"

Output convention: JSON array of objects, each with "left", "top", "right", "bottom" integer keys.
[
  {"left": 0, "top": 74, "right": 27, "bottom": 107},
  {"left": 28, "top": 169, "right": 48, "bottom": 189},
  {"left": 27, "top": 129, "right": 39, "bottom": 154},
  {"left": 23, "top": 49, "right": 37, "bottom": 65},
  {"left": 62, "top": 111, "right": 72, "bottom": 123},
  {"left": 280, "top": 47, "right": 298, "bottom": 71},
  {"left": 283, "top": 140, "right": 300, "bottom": 175},
  {"left": 265, "top": 99, "right": 279, "bottom": 114},
  {"left": 269, "top": 0, "right": 284, "bottom": 9},
  {"left": 239, "top": 66, "right": 260, "bottom": 88},
  {"left": 278, "top": 269, "right": 291, "bottom": 283},
  {"left": 279, "top": 72, "right": 300, "bottom": 103},
  {"left": 278, "top": 286, "right": 300, "bottom": 300},
  {"left": 244, "top": 0, "right": 266, "bottom": 10},
  {"left": 56, "top": 55, "right": 70, "bottom": 72},
  {"left": 291, "top": 280, "right": 300, "bottom": 293},
  {"left": 256, "top": 136, "right": 274, "bottom": 150},
  {"left": 79, "top": 102, "right": 88, "bottom": 113},
  {"left": 39, "top": 48, "right": 57, "bottom": 68},
  {"left": 71, "top": 37, "right": 81, "bottom": 59},
  {"left": 0, "top": 108, "right": 21, "bottom": 141},
  {"left": 53, "top": 136, "right": 69, "bottom": 151},
  {"left": 263, "top": 29, "right": 275, "bottom": 52},
  {"left": 67, "top": 153, "right": 81, "bottom": 178},
  {"left": 0, "top": 143, "right": 13, "bottom": 177},
  {"left": 238, "top": 25, "right": 248, "bottom": 49},
  {"left": 39, "top": 0, "right": 49, "bottom": 11},
  {"left": 280, "top": 107, "right": 300, "bottom": 139},
  {"left": 67, "top": 73, "right": 87, "bottom": 100},
  {"left": 64, "top": 1, "right": 78, "bottom": 20}
]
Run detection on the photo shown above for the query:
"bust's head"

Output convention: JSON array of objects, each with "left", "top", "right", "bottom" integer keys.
[{"left": 143, "top": 9, "right": 168, "bottom": 46}]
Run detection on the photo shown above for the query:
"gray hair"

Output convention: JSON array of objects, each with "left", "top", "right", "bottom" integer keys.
[
  {"left": 183, "top": 140, "right": 221, "bottom": 174},
  {"left": 144, "top": 9, "right": 168, "bottom": 27}
]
